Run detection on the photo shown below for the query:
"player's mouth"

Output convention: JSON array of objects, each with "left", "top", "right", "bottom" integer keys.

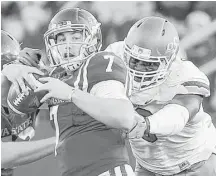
[
  {"left": 134, "top": 76, "right": 152, "bottom": 82},
  {"left": 64, "top": 53, "right": 76, "bottom": 58},
  {"left": 134, "top": 76, "right": 142, "bottom": 82}
]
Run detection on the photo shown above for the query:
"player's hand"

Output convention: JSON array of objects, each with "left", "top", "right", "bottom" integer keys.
[
  {"left": 18, "top": 48, "right": 42, "bottom": 68},
  {"left": 2, "top": 64, "right": 44, "bottom": 94},
  {"left": 127, "top": 112, "right": 147, "bottom": 139},
  {"left": 34, "top": 77, "right": 74, "bottom": 103}
]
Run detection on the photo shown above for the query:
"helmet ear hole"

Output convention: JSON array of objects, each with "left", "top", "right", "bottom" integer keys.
[
  {"left": 162, "top": 29, "right": 165, "bottom": 36},
  {"left": 137, "top": 22, "right": 143, "bottom": 28}
]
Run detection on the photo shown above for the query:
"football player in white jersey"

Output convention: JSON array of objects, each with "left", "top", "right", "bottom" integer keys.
[{"left": 106, "top": 17, "right": 216, "bottom": 176}]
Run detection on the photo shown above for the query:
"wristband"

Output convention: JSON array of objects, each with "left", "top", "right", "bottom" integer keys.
[
  {"left": 142, "top": 117, "right": 158, "bottom": 143},
  {"left": 68, "top": 87, "right": 76, "bottom": 102}
]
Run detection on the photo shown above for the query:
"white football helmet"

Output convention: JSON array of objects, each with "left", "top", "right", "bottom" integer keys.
[{"left": 124, "top": 17, "right": 180, "bottom": 91}]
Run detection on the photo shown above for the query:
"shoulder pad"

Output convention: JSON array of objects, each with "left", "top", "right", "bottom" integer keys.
[
  {"left": 86, "top": 51, "right": 127, "bottom": 92},
  {"left": 105, "top": 41, "right": 124, "bottom": 59},
  {"left": 165, "top": 60, "right": 210, "bottom": 97},
  {"left": 64, "top": 51, "right": 128, "bottom": 93}
]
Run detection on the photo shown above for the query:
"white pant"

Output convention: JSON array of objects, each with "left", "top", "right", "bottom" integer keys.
[
  {"left": 135, "top": 153, "right": 216, "bottom": 176},
  {"left": 99, "top": 164, "right": 135, "bottom": 176}
]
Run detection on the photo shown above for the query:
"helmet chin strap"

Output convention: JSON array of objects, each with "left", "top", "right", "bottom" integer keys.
[
  {"left": 133, "top": 80, "right": 142, "bottom": 90},
  {"left": 54, "top": 54, "right": 82, "bottom": 71}
]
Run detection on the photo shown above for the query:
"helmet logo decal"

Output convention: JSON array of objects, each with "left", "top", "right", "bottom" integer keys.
[
  {"left": 131, "top": 45, "right": 151, "bottom": 58},
  {"left": 51, "top": 21, "right": 73, "bottom": 29},
  {"left": 166, "top": 37, "right": 179, "bottom": 53},
  {"left": 88, "top": 17, "right": 96, "bottom": 25}
]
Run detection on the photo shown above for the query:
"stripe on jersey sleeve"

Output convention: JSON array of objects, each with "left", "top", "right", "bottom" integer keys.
[{"left": 182, "top": 81, "right": 210, "bottom": 97}]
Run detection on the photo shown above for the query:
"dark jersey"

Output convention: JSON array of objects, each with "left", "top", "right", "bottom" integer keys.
[
  {"left": 1, "top": 168, "right": 14, "bottom": 176},
  {"left": 1, "top": 106, "right": 37, "bottom": 141},
  {"left": 49, "top": 52, "right": 130, "bottom": 176},
  {"left": 1, "top": 107, "right": 13, "bottom": 176},
  {"left": 1, "top": 106, "right": 37, "bottom": 176},
  {"left": 1, "top": 106, "right": 12, "bottom": 140}
]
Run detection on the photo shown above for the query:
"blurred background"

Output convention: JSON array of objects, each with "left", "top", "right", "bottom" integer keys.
[{"left": 1, "top": 1, "right": 216, "bottom": 176}]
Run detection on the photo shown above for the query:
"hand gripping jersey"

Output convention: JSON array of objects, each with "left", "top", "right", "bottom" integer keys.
[
  {"left": 49, "top": 51, "right": 130, "bottom": 176},
  {"left": 106, "top": 41, "right": 216, "bottom": 175}
]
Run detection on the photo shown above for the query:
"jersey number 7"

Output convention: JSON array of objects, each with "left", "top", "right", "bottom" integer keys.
[{"left": 104, "top": 55, "right": 114, "bottom": 72}]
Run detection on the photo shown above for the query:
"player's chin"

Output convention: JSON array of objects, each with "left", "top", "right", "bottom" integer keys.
[{"left": 134, "top": 76, "right": 142, "bottom": 82}]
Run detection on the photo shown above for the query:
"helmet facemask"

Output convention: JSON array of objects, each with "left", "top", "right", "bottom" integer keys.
[
  {"left": 44, "top": 22, "right": 101, "bottom": 72},
  {"left": 123, "top": 41, "right": 172, "bottom": 92}
]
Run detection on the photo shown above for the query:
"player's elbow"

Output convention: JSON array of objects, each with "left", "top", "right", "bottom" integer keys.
[{"left": 172, "top": 94, "right": 203, "bottom": 120}]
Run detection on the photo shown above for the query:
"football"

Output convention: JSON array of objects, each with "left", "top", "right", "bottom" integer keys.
[{"left": 7, "top": 73, "right": 47, "bottom": 115}]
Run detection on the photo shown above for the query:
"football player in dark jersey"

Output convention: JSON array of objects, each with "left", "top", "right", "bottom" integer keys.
[
  {"left": 2, "top": 9, "right": 135, "bottom": 176},
  {"left": 1, "top": 30, "right": 55, "bottom": 171},
  {"left": 35, "top": 8, "right": 135, "bottom": 176}
]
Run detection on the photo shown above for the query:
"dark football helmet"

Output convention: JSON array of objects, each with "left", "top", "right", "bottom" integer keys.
[
  {"left": 44, "top": 8, "right": 102, "bottom": 71},
  {"left": 124, "top": 17, "right": 180, "bottom": 91}
]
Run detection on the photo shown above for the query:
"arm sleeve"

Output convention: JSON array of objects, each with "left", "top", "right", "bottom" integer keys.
[{"left": 149, "top": 104, "right": 190, "bottom": 135}]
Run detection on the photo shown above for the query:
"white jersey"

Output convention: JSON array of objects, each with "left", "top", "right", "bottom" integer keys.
[{"left": 106, "top": 41, "right": 216, "bottom": 175}]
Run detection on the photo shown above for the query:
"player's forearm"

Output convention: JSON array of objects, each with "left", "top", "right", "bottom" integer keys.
[
  {"left": 1, "top": 137, "right": 55, "bottom": 168},
  {"left": 148, "top": 104, "right": 189, "bottom": 135},
  {"left": 148, "top": 94, "right": 203, "bottom": 135},
  {"left": 72, "top": 89, "right": 135, "bottom": 131}
]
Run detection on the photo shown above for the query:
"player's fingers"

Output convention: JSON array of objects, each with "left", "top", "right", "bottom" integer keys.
[
  {"left": 34, "top": 83, "right": 50, "bottom": 93},
  {"left": 27, "top": 67, "right": 45, "bottom": 76},
  {"left": 16, "top": 77, "right": 27, "bottom": 92},
  {"left": 27, "top": 49, "right": 42, "bottom": 65},
  {"left": 30, "top": 49, "right": 42, "bottom": 60},
  {"left": 20, "top": 48, "right": 42, "bottom": 62},
  {"left": 13, "top": 81, "right": 21, "bottom": 94},
  {"left": 25, "top": 48, "right": 42, "bottom": 55},
  {"left": 23, "top": 74, "right": 37, "bottom": 90},
  {"left": 20, "top": 56, "right": 38, "bottom": 67},
  {"left": 18, "top": 55, "right": 35, "bottom": 66},
  {"left": 38, "top": 77, "right": 53, "bottom": 82},
  {"left": 19, "top": 48, "right": 36, "bottom": 65},
  {"left": 17, "top": 76, "right": 30, "bottom": 96},
  {"left": 40, "top": 93, "right": 52, "bottom": 103}
]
